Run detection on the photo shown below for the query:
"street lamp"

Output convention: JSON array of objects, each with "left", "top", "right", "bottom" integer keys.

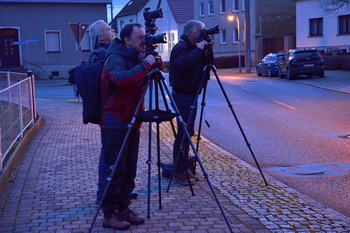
[{"left": 227, "top": 15, "right": 242, "bottom": 73}]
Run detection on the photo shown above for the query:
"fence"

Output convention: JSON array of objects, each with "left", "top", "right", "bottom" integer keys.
[{"left": 0, "top": 71, "right": 36, "bottom": 171}]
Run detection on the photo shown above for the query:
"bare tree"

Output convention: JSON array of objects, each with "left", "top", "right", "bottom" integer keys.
[{"left": 319, "top": 0, "right": 350, "bottom": 13}]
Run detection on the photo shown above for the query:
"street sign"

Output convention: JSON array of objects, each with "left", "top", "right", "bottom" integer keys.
[
  {"left": 26, "top": 39, "right": 39, "bottom": 42},
  {"left": 68, "top": 22, "right": 89, "bottom": 45},
  {"left": 12, "top": 41, "right": 26, "bottom": 45}
]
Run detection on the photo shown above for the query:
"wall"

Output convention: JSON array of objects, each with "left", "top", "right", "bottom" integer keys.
[
  {"left": 296, "top": 0, "right": 350, "bottom": 52},
  {"left": 0, "top": 3, "right": 108, "bottom": 78}
]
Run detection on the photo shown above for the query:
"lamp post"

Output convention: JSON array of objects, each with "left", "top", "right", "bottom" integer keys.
[{"left": 227, "top": 15, "right": 242, "bottom": 73}]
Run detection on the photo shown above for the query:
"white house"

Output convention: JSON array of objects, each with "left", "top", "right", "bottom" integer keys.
[
  {"left": 296, "top": 0, "right": 350, "bottom": 53},
  {"left": 113, "top": 0, "right": 193, "bottom": 62}
]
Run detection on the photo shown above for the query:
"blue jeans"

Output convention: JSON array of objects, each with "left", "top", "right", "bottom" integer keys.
[
  {"left": 100, "top": 128, "right": 140, "bottom": 217},
  {"left": 172, "top": 91, "right": 197, "bottom": 173}
]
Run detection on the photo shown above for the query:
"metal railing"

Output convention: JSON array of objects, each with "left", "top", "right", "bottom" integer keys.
[{"left": 0, "top": 71, "right": 36, "bottom": 171}]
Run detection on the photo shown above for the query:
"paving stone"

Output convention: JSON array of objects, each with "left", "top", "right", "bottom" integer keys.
[{"left": 1, "top": 78, "right": 350, "bottom": 232}]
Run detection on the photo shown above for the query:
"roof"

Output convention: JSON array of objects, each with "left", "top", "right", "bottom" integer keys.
[
  {"left": 0, "top": 0, "right": 111, "bottom": 4},
  {"left": 167, "top": 0, "right": 193, "bottom": 23},
  {"left": 116, "top": 0, "right": 149, "bottom": 17}
]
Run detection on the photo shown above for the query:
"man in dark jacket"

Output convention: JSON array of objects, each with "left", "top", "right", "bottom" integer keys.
[
  {"left": 99, "top": 23, "right": 155, "bottom": 230},
  {"left": 169, "top": 20, "right": 207, "bottom": 185}
]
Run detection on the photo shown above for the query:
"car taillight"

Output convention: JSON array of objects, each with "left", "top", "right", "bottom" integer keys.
[{"left": 290, "top": 58, "right": 300, "bottom": 62}]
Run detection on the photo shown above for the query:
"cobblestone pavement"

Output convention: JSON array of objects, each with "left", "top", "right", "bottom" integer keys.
[{"left": 1, "top": 69, "right": 350, "bottom": 232}]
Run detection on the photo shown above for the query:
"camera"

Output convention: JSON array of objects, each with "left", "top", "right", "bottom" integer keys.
[
  {"left": 200, "top": 25, "right": 220, "bottom": 42},
  {"left": 143, "top": 7, "right": 167, "bottom": 58},
  {"left": 143, "top": 8, "right": 163, "bottom": 22}
]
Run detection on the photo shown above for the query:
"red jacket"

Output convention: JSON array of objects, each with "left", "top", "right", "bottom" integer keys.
[{"left": 100, "top": 38, "right": 152, "bottom": 129}]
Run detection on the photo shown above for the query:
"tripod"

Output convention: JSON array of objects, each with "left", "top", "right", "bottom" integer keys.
[
  {"left": 89, "top": 68, "right": 234, "bottom": 233},
  {"left": 179, "top": 44, "right": 268, "bottom": 186}
]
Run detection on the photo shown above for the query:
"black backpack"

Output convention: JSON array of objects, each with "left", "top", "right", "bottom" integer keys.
[{"left": 74, "top": 51, "right": 107, "bottom": 124}]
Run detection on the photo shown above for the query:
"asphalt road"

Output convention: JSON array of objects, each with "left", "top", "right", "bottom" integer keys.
[{"left": 193, "top": 73, "right": 350, "bottom": 218}]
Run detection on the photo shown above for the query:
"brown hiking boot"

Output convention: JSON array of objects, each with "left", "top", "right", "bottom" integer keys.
[
  {"left": 103, "top": 213, "right": 130, "bottom": 230},
  {"left": 187, "top": 169, "right": 199, "bottom": 181},
  {"left": 173, "top": 173, "right": 196, "bottom": 185},
  {"left": 116, "top": 208, "right": 145, "bottom": 225}
]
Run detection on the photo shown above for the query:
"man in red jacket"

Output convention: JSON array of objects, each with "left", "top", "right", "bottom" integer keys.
[{"left": 99, "top": 23, "right": 155, "bottom": 230}]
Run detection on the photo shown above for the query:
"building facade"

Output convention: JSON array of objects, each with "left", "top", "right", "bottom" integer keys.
[
  {"left": 296, "top": 0, "right": 350, "bottom": 53},
  {"left": 0, "top": 0, "right": 111, "bottom": 78},
  {"left": 194, "top": 0, "right": 296, "bottom": 66}
]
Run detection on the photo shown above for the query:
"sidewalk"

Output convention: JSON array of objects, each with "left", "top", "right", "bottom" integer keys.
[
  {"left": 0, "top": 70, "right": 350, "bottom": 232},
  {"left": 217, "top": 68, "right": 350, "bottom": 95}
]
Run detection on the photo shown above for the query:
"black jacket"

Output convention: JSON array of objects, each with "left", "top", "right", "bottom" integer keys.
[{"left": 169, "top": 34, "right": 205, "bottom": 95}]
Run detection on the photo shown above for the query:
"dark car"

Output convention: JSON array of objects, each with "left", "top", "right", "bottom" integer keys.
[
  {"left": 279, "top": 49, "right": 325, "bottom": 80},
  {"left": 256, "top": 53, "right": 285, "bottom": 77}
]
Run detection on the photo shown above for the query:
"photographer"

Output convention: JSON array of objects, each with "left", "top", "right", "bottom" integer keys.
[
  {"left": 99, "top": 23, "right": 155, "bottom": 230},
  {"left": 169, "top": 20, "right": 207, "bottom": 185}
]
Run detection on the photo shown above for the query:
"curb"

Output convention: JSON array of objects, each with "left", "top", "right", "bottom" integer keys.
[{"left": 0, "top": 115, "right": 44, "bottom": 191}]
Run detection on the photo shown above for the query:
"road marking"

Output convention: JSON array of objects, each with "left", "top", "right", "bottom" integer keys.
[
  {"left": 241, "top": 87, "right": 252, "bottom": 92},
  {"left": 274, "top": 101, "right": 296, "bottom": 110}
]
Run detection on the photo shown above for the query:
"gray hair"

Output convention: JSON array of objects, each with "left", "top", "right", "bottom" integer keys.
[
  {"left": 89, "top": 20, "right": 106, "bottom": 45},
  {"left": 183, "top": 20, "right": 205, "bottom": 36}
]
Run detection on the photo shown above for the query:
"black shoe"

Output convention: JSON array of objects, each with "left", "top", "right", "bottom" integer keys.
[{"left": 116, "top": 208, "right": 145, "bottom": 225}]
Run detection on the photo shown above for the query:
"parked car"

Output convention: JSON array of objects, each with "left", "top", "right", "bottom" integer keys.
[
  {"left": 279, "top": 49, "right": 325, "bottom": 80},
  {"left": 256, "top": 53, "right": 285, "bottom": 77}
]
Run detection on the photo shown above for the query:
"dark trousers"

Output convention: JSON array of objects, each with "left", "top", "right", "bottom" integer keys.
[
  {"left": 172, "top": 91, "right": 197, "bottom": 173},
  {"left": 100, "top": 128, "right": 140, "bottom": 217}
]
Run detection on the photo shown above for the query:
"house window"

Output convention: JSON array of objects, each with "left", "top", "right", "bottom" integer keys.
[
  {"left": 220, "top": 30, "right": 226, "bottom": 44},
  {"left": 208, "top": 1, "right": 214, "bottom": 15},
  {"left": 233, "top": 28, "right": 239, "bottom": 43},
  {"left": 168, "top": 32, "right": 175, "bottom": 51},
  {"left": 339, "top": 14, "right": 350, "bottom": 34},
  {"left": 232, "top": 0, "right": 238, "bottom": 11},
  {"left": 129, "top": 19, "right": 134, "bottom": 23},
  {"left": 310, "top": 18, "right": 323, "bottom": 36},
  {"left": 199, "top": 2, "right": 205, "bottom": 17},
  {"left": 45, "top": 30, "right": 61, "bottom": 53},
  {"left": 120, "top": 20, "right": 124, "bottom": 30},
  {"left": 158, "top": 43, "right": 163, "bottom": 52},
  {"left": 220, "top": 0, "right": 226, "bottom": 13}
]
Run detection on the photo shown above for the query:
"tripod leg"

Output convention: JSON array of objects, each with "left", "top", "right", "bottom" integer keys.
[
  {"left": 89, "top": 80, "right": 151, "bottom": 233},
  {"left": 147, "top": 80, "right": 153, "bottom": 218},
  {"left": 160, "top": 77, "right": 233, "bottom": 233},
  {"left": 194, "top": 79, "right": 209, "bottom": 174},
  {"left": 154, "top": 79, "right": 162, "bottom": 210},
  {"left": 210, "top": 66, "right": 268, "bottom": 186},
  {"left": 157, "top": 82, "right": 195, "bottom": 194}
]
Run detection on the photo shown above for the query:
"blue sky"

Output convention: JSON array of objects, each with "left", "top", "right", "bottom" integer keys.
[{"left": 107, "top": 0, "right": 129, "bottom": 22}]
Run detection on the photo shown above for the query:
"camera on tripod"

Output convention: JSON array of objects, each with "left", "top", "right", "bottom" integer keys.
[
  {"left": 200, "top": 25, "right": 220, "bottom": 42},
  {"left": 143, "top": 7, "right": 167, "bottom": 56}
]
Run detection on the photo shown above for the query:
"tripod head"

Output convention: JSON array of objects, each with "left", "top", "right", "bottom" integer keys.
[{"left": 199, "top": 25, "right": 219, "bottom": 68}]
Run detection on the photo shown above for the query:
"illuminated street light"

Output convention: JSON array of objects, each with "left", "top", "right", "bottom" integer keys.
[{"left": 227, "top": 15, "right": 242, "bottom": 73}]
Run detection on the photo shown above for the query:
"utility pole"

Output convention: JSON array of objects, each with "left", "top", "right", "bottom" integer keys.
[{"left": 245, "top": 0, "right": 251, "bottom": 73}]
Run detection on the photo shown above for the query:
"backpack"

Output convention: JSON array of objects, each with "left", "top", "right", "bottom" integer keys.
[{"left": 74, "top": 51, "right": 107, "bottom": 125}]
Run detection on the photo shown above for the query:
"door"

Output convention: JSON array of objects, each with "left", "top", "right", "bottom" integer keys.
[{"left": 0, "top": 28, "right": 20, "bottom": 66}]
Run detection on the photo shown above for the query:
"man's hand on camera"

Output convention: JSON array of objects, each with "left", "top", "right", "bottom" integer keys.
[
  {"left": 197, "top": 40, "right": 207, "bottom": 50},
  {"left": 144, "top": 54, "right": 156, "bottom": 66}
]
